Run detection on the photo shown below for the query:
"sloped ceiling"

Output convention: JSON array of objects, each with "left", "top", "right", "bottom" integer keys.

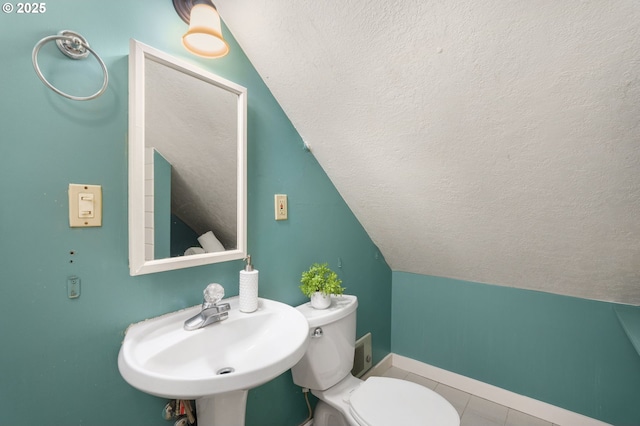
[{"left": 216, "top": 0, "right": 640, "bottom": 305}]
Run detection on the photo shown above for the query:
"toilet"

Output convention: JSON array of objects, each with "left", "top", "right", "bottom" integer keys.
[{"left": 291, "top": 295, "right": 460, "bottom": 426}]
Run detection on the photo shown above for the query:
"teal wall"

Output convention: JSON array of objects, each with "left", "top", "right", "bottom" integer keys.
[
  {"left": 392, "top": 272, "right": 640, "bottom": 425},
  {"left": 0, "top": 2, "right": 391, "bottom": 425},
  {"left": 153, "top": 150, "right": 171, "bottom": 259}
]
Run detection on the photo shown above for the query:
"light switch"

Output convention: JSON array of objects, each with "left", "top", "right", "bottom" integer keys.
[
  {"left": 69, "top": 184, "right": 102, "bottom": 227},
  {"left": 78, "top": 193, "right": 95, "bottom": 218}
]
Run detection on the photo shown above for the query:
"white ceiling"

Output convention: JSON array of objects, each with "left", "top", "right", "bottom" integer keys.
[{"left": 216, "top": 0, "right": 640, "bottom": 305}]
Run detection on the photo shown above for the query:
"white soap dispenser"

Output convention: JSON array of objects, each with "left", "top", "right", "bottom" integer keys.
[{"left": 239, "top": 255, "right": 258, "bottom": 313}]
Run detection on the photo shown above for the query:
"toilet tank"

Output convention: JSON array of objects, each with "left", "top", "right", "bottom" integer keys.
[{"left": 291, "top": 295, "right": 358, "bottom": 391}]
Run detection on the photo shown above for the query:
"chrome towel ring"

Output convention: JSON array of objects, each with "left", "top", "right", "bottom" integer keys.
[{"left": 32, "top": 30, "right": 108, "bottom": 101}]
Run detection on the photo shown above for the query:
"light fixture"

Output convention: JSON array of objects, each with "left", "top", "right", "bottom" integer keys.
[{"left": 173, "top": 0, "right": 229, "bottom": 58}]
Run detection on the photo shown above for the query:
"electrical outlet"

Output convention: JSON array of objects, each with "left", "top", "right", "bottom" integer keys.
[{"left": 275, "top": 194, "right": 288, "bottom": 220}]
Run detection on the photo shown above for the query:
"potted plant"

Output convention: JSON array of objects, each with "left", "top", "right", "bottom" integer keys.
[{"left": 299, "top": 262, "right": 345, "bottom": 309}]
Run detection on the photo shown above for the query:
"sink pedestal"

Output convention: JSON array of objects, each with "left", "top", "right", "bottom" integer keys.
[{"left": 196, "top": 390, "right": 248, "bottom": 426}]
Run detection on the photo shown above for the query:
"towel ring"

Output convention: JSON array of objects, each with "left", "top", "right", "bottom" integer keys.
[{"left": 32, "top": 30, "right": 109, "bottom": 101}]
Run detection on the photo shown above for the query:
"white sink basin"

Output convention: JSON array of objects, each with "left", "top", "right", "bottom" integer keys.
[{"left": 118, "top": 297, "right": 309, "bottom": 425}]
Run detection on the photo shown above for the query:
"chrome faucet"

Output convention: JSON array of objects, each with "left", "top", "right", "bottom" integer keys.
[{"left": 184, "top": 283, "right": 230, "bottom": 331}]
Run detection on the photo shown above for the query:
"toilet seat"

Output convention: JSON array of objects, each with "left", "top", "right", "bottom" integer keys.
[{"left": 348, "top": 377, "right": 460, "bottom": 426}]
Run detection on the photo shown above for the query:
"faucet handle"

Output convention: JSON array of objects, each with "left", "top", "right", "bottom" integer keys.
[{"left": 203, "top": 283, "right": 225, "bottom": 305}]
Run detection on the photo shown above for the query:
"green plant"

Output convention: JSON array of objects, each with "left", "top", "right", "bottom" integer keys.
[{"left": 299, "top": 263, "right": 345, "bottom": 297}]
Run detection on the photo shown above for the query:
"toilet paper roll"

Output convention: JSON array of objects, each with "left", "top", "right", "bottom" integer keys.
[
  {"left": 197, "top": 231, "right": 225, "bottom": 253},
  {"left": 184, "top": 247, "right": 205, "bottom": 256}
]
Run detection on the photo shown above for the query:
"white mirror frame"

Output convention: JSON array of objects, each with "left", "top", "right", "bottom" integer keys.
[{"left": 128, "top": 39, "right": 247, "bottom": 275}]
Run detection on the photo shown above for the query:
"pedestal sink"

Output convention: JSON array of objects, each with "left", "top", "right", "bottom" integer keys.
[{"left": 118, "top": 297, "right": 310, "bottom": 425}]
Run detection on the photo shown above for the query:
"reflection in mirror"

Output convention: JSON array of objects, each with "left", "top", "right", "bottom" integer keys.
[
  {"left": 129, "top": 39, "right": 247, "bottom": 275},
  {"left": 145, "top": 59, "right": 238, "bottom": 257}
]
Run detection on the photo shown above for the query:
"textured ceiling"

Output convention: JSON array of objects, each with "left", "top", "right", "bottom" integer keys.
[{"left": 216, "top": 0, "right": 640, "bottom": 304}]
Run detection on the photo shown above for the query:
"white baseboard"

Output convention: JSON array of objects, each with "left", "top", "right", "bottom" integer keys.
[{"left": 390, "top": 354, "right": 610, "bottom": 426}]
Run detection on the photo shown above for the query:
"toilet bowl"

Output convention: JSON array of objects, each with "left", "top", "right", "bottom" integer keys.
[{"left": 291, "top": 295, "right": 459, "bottom": 426}]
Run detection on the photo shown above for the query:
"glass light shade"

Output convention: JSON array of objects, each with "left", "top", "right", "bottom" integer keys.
[{"left": 182, "top": 4, "right": 229, "bottom": 58}]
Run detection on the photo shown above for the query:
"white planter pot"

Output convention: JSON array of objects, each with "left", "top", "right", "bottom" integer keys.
[{"left": 310, "top": 292, "right": 331, "bottom": 309}]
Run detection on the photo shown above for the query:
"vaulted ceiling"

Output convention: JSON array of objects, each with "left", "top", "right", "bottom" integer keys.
[{"left": 216, "top": 0, "right": 640, "bottom": 305}]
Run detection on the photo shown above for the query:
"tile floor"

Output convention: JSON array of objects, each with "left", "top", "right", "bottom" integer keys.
[{"left": 375, "top": 366, "right": 559, "bottom": 426}]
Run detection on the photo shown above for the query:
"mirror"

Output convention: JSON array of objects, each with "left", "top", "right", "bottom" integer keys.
[{"left": 128, "top": 39, "right": 247, "bottom": 275}]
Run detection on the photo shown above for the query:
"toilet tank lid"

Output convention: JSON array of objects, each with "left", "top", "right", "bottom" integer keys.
[{"left": 296, "top": 294, "right": 358, "bottom": 327}]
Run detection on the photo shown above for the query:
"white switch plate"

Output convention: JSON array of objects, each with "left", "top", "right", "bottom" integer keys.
[
  {"left": 275, "top": 194, "right": 288, "bottom": 220},
  {"left": 69, "top": 184, "right": 102, "bottom": 227}
]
